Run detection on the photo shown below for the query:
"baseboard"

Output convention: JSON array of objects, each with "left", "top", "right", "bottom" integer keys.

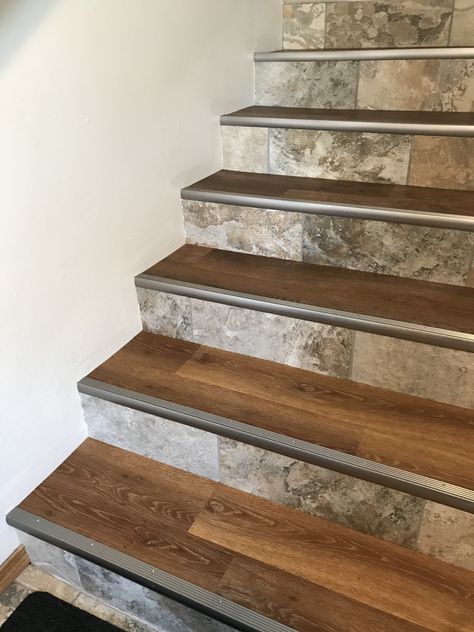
[{"left": 0, "top": 546, "right": 30, "bottom": 593}]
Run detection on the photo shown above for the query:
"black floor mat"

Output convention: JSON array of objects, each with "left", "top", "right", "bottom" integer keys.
[{"left": 1, "top": 592, "right": 122, "bottom": 631}]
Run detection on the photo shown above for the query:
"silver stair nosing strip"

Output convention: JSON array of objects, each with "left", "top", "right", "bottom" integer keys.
[
  {"left": 78, "top": 377, "right": 474, "bottom": 513},
  {"left": 7, "top": 508, "right": 293, "bottom": 632},
  {"left": 134, "top": 275, "right": 474, "bottom": 353},
  {"left": 254, "top": 47, "right": 474, "bottom": 62},
  {"left": 181, "top": 188, "right": 474, "bottom": 232},
  {"left": 220, "top": 115, "right": 474, "bottom": 137}
]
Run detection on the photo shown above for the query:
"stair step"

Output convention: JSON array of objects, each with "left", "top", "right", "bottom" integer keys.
[
  {"left": 9, "top": 438, "right": 473, "bottom": 632},
  {"left": 136, "top": 245, "right": 474, "bottom": 352},
  {"left": 255, "top": 47, "right": 474, "bottom": 62},
  {"left": 221, "top": 106, "right": 474, "bottom": 137},
  {"left": 182, "top": 169, "right": 474, "bottom": 231},
  {"left": 79, "top": 331, "right": 474, "bottom": 511}
]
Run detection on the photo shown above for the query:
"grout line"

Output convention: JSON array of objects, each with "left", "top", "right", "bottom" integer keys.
[
  {"left": 447, "top": 0, "right": 456, "bottom": 46},
  {"left": 354, "top": 60, "right": 361, "bottom": 109},
  {"left": 405, "top": 135, "right": 416, "bottom": 186}
]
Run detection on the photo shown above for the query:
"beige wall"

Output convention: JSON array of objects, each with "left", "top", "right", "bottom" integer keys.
[{"left": 0, "top": 0, "right": 281, "bottom": 563}]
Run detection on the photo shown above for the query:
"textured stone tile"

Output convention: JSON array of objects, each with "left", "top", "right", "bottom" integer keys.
[
  {"left": 283, "top": 2, "right": 326, "bottom": 49},
  {"left": 137, "top": 288, "right": 193, "bottom": 340},
  {"left": 74, "top": 594, "right": 155, "bottom": 632},
  {"left": 0, "top": 606, "right": 13, "bottom": 625},
  {"left": 0, "top": 582, "right": 31, "bottom": 611},
  {"left": 409, "top": 137, "right": 474, "bottom": 190},
  {"left": 302, "top": 215, "right": 474, "bottom": 285},
  {"left": 270, "top": 129, "right": 411, "bottom": 184},
  {"left": 352, "top": 333, "right": 474, "bottom": 408},
  {"left": 191, "top": 299, "right": 353, "bottom": 377},
  {"left": 358, "top": 59, "right": 474, "bottom": 111},
  {"left": 325, "top": 1, "right": 453, "bottom": 49},
  {"left": 221, "top": 126, "right": 268, "bottom": 173},
  {"left": 81, "top": 394, "right": 220, "bottom": 480},
  {"left": 416, "top": 503, "right": 474, "bottom": 571},
  {"left": 76, "top": 559, "right": 234, "bottom": 632},
  {"left": 17, "top": 534, "right": 81, "bottom": 588},
  {"left": 16, "top": 566, "right": 78, "bottom": 603},
  {"left": 219, "top": 439, "right": 425, "bottom": 547},
  {"left": 450, "top": 0, "right": 474, "bottom": 45},
  {"left": 255, "top": 61, "right": 357, "bottom": 108},
  {"left": 183, "top": 200, "right": 304, "bottom": 261}
]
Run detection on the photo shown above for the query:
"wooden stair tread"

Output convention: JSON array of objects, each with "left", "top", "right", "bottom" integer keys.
[
  {"left": 182, "top": 169, "right": 474, "bottom": 220},
  {"left": 85, "top": 331, "right": 474, "bottom": 494},
  {"left": 142, "top": 245, "right": 474, "bottom": 338},
  {"left": 13, "top": 438, "right": 474, "bottom": 632}
]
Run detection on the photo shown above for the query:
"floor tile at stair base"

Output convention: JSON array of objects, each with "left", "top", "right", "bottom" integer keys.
[
  {"left": 255, "top": 61, "right": 357, "bottom": 109},
  {"left": 183, "top": 200, "right": 304, "bottom": 262},
  {"left": 324, "top": 0, "right": 453, "bottom": 49},
  {"left": 269, "top": 129, "right": 411, "bottom": 185},
  {"left": 81, "top": 393, "right": 220, "bottom": 481},
  {"left": 352, "top": 332, "right": 474, "bottom": 408}
]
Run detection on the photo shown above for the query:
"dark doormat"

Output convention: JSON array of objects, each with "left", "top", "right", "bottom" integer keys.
[{"left": 1, "top": 592, "right": 122, "bottom": 631}]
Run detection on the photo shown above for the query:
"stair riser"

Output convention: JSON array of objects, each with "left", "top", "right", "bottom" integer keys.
[
  {"left": 136, "top": 287, "right": 474, "bottom": 409},
  {"left": 16, "top": 534, "right": 232, "bottom": 632},
  {"left": 282, "top": 1, "right": 472, "bottom": 51},
  {"left": 255, "top": 60, "right": 474, "bottom": 111},
  {"left": 183, "top": 201, "right": 474, "bottom": 287},
  {"left": 80, "top": 393, "right": 474, "bottom": 572},
  {"left": 221, "top": 127, "right": 474, "bottom": 189}
]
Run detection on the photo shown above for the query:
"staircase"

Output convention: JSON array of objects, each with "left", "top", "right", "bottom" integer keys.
[{"left": 8, "top": 2, "right": 474, "bottom": 631}]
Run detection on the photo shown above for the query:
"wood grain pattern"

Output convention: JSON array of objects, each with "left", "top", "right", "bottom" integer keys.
[
  {"left": 144, "top": 245, "right": 474, "bottom": 334},
  {"left": 19, "top": 439, "right": 474, "bottom": 632},
  {"left": 0, "top": 546, "right": 29, "bottom": 593},
  {"left": 88, "top": 332, "right": 474, "bottom": 492},
  {"left": 184, "top": 169, "right": 474, "bottom": 219},
  {"left": 223, "top": 106, "right": 474, "bottom": 128}
]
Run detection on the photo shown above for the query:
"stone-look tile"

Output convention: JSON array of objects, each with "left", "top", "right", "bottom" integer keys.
[
  {"left": 74, "top": 594, "right": 155, "bottom": 632},
  {"left": 416, "top": 503, "right": 474, "bottom": 571},
  {"left": 283, "top": 3, "right": 326, "bottom": 50},
  {"left": 325, "top": 1, "right": 453, "bottom": 49},
  {"left": 0, "top": 605, "right": 13, "bottom": 625},
  {"left": 191, "top": 299, "right": 353, "bottom": 378},
  {"left": 76, "top": 558, "right": 234, "bottom": 632},
  {"left": 409, "top": 137, "right": 474, "bottom": 190},
  {"left": 219, "top": 439, "right": 425, "bottom": 547},
  {"left": 221, "top": 126, "right": 268, "bottom": 173},
  {"left": 270, "top": 129, "right": 411, "bottom": 184},
  {"left": 183, "top": 200, "right": 304, "bottom": 261},
  {"left": 255, "top": 61, "right": 357, "bottom": 108},
  {"left": 358, "top": 59, "right": 474, "bottom": 112},
  {"left": 0, "top": 581, "right": 31, "bottom": 611},
  {"left": 302, "top": 215, "right": 474, "bottom": 285},
  {"left": 17, "top": 533, "right": 82, "bottom": 588},
  {"left": 136, "top": 288, "right": 193, "bottom": 340},
  {"left": 16, "top": 565, "right": 79, "bottom": 603},
  {"left": 81, "top": 394, "right": 220, "bottom": 481},
  {"left": 450, "top": 0, "right": 474, "bottom": 45},
  {"left": 352, "top": 333, "right": 474, "bottom": 408}
]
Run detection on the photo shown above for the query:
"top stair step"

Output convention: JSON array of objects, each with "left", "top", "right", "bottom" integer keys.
[
  {"left": 8, "top": 438, "right": 474, "bottom": 632},
  {"left": 221, "top": 106, "right": 474, "bottom": 137},
  {"left": 255, "top": 47, "right": 474, "bottom": 62}
]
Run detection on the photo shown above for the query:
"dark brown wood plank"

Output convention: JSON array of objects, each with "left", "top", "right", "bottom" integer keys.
[
  {"left": 223, "top": 106, "right": 474, "bottom": 127},
  {"left": 184, "top": 169, "right": 474, "bottom": 218},
  {"left": 19, "top": 439, "right": 474, "bottom": 632},
  {"left": 0, "top": 546, "right": 30, "bottom": 593},
  {"left": 190, "top": 488, "right": 474, "bottom": 632},
  {"left": 144, "top": 245, "right": 474, "bottom": 335},
  {"left": 88, "top": 332, "right": 474, "bottom": 491}
]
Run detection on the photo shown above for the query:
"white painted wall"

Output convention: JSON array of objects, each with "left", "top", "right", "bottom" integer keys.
[{"left": 0, "top": 0, "right": 281, "bottom": 564}]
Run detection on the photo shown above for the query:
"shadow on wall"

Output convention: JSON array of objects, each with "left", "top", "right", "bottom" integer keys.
[{"left": 0, "top": 0, "right": 58, "bottom": 72}]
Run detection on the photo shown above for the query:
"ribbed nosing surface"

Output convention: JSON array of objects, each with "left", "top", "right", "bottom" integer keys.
[
  {"left": 78, "top": 377, "right": 474, "bottom": 513},
  {"left": 254, "top": 47, "right": 474, "bottom": 62},
  {"left": 134, "top": 275, "right": 474, "bottom": 353},
  {"left": 7, "top": 508, "right": 294, "bottom": 632}
]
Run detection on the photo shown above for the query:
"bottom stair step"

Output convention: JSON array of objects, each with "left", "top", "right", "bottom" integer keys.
[{"left": 7, "top": 439, "right": 474, "bottom": 632}]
